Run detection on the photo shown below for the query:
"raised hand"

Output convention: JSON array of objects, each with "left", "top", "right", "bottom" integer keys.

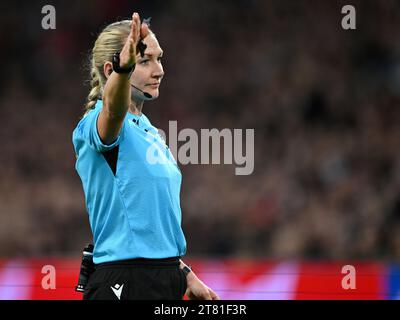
[{"left": 119, "top": 12, "right": 150, "bottom": 69}]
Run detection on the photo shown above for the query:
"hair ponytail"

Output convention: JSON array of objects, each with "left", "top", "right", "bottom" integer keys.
[{"left": 83, "top": 66, "right": 102, "bottom": 116}]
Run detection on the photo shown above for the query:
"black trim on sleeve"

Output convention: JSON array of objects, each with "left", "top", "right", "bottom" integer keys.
[{"left": 101, "top": 146, "right": 119, "bottom": 176}]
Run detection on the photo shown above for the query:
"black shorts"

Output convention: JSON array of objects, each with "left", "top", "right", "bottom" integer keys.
[{"left": 83, "top": 257, "right": 187, "bottom": 300}]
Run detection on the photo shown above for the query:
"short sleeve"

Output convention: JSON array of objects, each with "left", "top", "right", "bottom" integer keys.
[{"left": 74, "top": 105, "right": 123, "bottom": 153}]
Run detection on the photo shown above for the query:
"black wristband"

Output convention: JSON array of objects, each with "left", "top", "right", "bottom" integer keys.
[
  {"left": 112, "top": 51, "right": 135, "bottom": 76},
  {"left": 182, "top": 265, "right": 192, "bottom": 277}
]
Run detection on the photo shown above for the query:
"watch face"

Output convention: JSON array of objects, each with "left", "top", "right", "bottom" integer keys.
[
  {"left": 112, "top": 52, "right": 134, "bottom": 74},
  {"left": 112, "top": 52, "right": 120, "bottom": 67},
  {"left": 183, "top": 266, "right": 191, "bottom": 276}
]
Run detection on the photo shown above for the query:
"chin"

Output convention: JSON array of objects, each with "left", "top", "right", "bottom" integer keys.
[{"left": 148, "top": 90, "right": 160, "bottom": 100}]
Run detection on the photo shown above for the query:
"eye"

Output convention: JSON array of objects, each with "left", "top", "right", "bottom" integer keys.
[{"left": 140, "top": 59, "right": 149, "bottom": 65}]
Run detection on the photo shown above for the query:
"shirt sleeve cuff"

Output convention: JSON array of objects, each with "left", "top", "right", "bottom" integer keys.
[{"left": 93, "top": 110, "right": 121, "bottom": 152}]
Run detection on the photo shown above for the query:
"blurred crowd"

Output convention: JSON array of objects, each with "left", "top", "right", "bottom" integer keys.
[{"left": 0, "top": 0, "right": 400, "bottom": 260}]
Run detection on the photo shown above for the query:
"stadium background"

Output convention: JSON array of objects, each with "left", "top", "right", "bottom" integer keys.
[{"left": 0, "top": 0, "right": 400, "bottom": 299}]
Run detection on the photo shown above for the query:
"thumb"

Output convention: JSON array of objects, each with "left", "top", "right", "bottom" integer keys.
[
  {"left": 140, "top": 23, "right": 150, "bottom": 39},
  {"left": 210, "top": 289, "right": 220, "bottom": 300}
]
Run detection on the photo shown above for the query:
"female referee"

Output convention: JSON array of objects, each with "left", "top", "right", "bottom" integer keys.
[{"left": 72, "top": 12, "right": 219, "bottom": 300}]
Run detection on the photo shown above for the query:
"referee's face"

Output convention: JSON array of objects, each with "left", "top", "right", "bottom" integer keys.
[{"left": 130, "top": 34, "right": 164, "bottom": 101}]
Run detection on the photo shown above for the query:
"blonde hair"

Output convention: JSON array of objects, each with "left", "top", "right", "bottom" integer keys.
[{"left": 83, "top": 20, "right": 152, "bottom": 116}]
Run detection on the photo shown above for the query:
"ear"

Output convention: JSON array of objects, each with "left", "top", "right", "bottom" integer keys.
[{"left": 103, "top": 61, "right": 113, "bottom": 79}]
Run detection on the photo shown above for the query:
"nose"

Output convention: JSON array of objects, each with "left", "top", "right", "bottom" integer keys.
[{"left": 152, "top": 63, "right": 164, "bottom": 80}]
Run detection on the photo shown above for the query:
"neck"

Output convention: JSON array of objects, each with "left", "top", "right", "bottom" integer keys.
[{"left": 129, "top": 98, "right": 144, "bottom": 116}]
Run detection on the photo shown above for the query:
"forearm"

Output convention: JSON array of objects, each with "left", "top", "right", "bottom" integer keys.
[{"left": 102, "top": 72, "right": 131, "bottom": 118}]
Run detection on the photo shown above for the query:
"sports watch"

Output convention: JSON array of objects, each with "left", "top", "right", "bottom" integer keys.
[
  {"left": 112, "top": 51, "right": 135, "bottom": 76},
  {"left": 182, "top": 265, "right": 192, "bottom": 277}
]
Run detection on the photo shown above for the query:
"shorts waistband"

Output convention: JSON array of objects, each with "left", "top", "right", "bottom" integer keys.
[{"left": 95, "top": 256, "right": 181, "bottom": 269}]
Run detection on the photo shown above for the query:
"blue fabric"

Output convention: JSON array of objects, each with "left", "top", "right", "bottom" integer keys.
[{"left": 72, "top": 100, "right": 186, "bottom": 264}]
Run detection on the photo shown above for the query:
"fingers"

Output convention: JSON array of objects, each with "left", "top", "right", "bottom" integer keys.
[
  {"left": 210, "top": 289, "right": 220, "bottom": 300},
  {"left": 129, "top": 13, "right": 135, "bottom": 41},
  {"left": 131, "top": 12, "right": 150, "bottom": 41},
  {"left": 127, "top": 36, "right": 134, "bottom": 56},
  {"left": 187, "top": 288, "right": 211, "bottom": 300},
  {"left": 202, "top": 289, "right": 213, "bottom": 300},
  {"left": 129, "top": 13, "right": 141, "bottom": 43},
  {"left": 124, "top": 12, "right": 141, "bottom": 59}
]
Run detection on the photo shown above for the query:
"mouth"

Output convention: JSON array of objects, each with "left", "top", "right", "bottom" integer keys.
[{"left": 146, "top": 83, "right": 160, "bottom": 88}]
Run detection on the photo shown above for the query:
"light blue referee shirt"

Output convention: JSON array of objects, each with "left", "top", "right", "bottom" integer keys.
[{"left": 72, "top": 100, "right": 186, "bottom": 264}]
